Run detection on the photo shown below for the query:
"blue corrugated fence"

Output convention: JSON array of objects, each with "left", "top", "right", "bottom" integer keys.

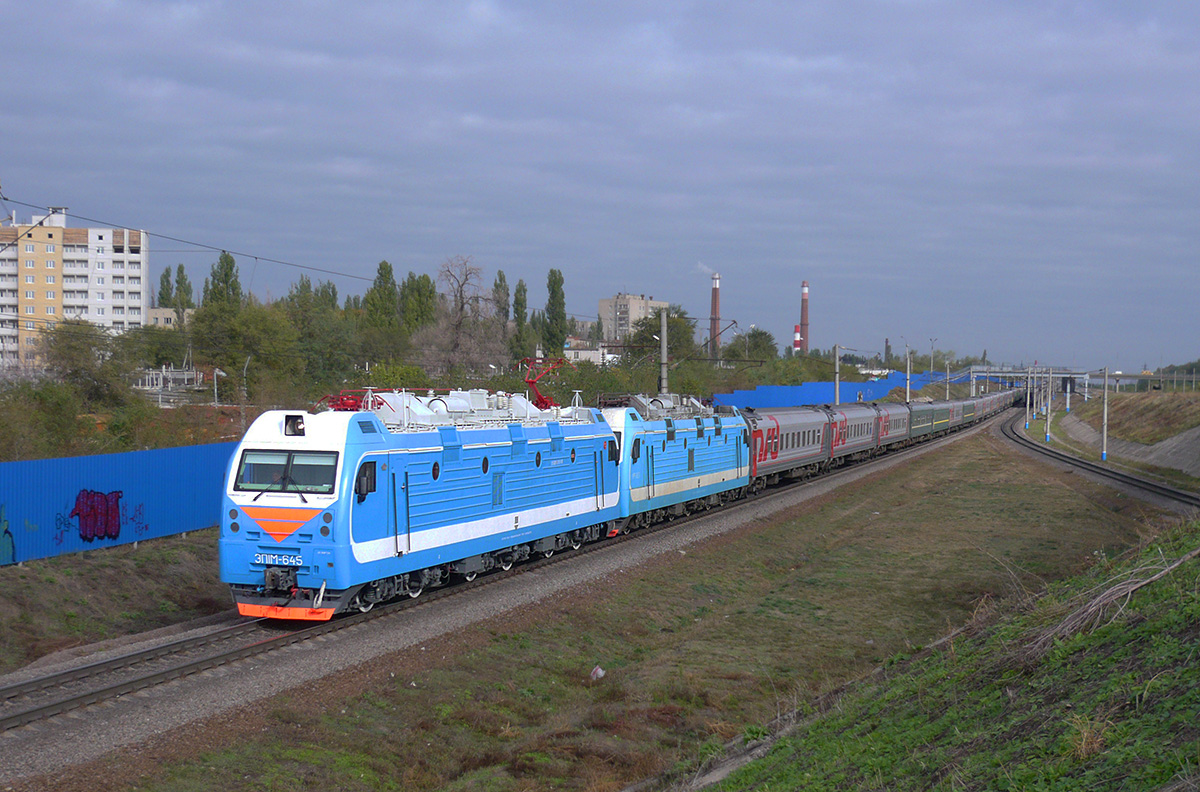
[{"left": 0, "top": 442, "right": 238, "bottom": 566}]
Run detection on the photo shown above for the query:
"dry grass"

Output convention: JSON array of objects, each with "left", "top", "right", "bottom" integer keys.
[
  {"left": 1065, "top": 712, "right": 1114, "bottom": 761},
  {"left": 1073, "top": 391, "right": 1200, "bottom": 445}
]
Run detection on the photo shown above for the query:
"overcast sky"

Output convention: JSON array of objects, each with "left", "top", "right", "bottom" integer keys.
[{"left": 3, "top": 1, "right": 1197, "bottom": 374}]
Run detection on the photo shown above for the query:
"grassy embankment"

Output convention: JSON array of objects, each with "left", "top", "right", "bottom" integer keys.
[
  {"left": 1026, "top": 391, "right": 1200, "bottom": 491},
  {"left": 28, "top": 429, "right": 1166, "bottom": 792},
  {"left": 706, "top": 518, "right": 1200, "bottom": 791},
  {"left": 1072, "top": 390, "right": 1200, "bottom": 445},
  {"left": 0, "top": 530, "right": 227, "bottom": 673}
]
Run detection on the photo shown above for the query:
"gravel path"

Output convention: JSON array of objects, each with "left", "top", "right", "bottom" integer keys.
[{"left": 0, "top": 426, "right": 983, "bottom": 788}]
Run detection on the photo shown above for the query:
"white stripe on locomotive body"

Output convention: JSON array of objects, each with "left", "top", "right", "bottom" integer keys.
[
  {"left": 349, "top": 490, "right": 621, "bottom": 564},
  {"left": 630, "top": 469, "right": 742, "bottom": 502}
]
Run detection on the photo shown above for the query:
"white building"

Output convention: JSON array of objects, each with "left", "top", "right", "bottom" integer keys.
[
  {"left": 598, "top": 292, "right": 668, "bottom": 343},
  {"left": 0, "top": 208, "right": 149, "bottom": 365}
]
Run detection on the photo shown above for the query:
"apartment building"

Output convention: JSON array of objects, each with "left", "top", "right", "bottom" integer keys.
[
  {"left": 597, "top": 292, "right": 668, "bottom": 343},
  {"left": 0, "top": 208, "right": 148, "bottom": 365}
]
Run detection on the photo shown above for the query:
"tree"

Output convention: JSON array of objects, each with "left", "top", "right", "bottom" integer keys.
[
  {"left": 201, "top": 252, "right": 242, "bottom": 308},
  {"left": 174, "top": 264, "right": 195, "bottom": 308},
  {"left": 509, "top": 278, "right": 533, "bottom": 360},
  {"left": 157, "top": 268, "right": 174, "bottom": 309},
  {"left": 38, "top": 320, "right": 135, "bottom": 408},
  {"left": 314, "top": 280, "right": 338, "bottom": 311},
  {"left": 413, "top": 257, "right": 507, "bottom": 376},
  {"left": 544, "top": 269, "right": 567, "bottom": 354},
  {"left": 399, "top": 272, "right": 438, "bottom": 333},
  {"left": 492, "top": 270, "right": 510, "bottom": 328},
  {"left": 625, "top": 306, "right": 696, "bottom": 364},
  {"left": 362, "top": 260, "right": 400, "bottom": 330},
  {"left": 724, "top": 327, "right": 778, "bottom": 362}
]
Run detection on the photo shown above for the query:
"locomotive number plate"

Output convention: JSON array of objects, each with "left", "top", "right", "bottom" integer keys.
[{"left": 255, "top": 553, "right": 303, "bottom": 567}]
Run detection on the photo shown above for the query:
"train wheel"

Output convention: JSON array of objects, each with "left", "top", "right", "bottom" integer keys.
[
  {"left": 353, "top": 593, "right": 374, "bottom": 613},
  {"left": 408, "top": 584, "right": 423, "bottom": 599},
  {"left": 542, "top": 549, "right": 554, "bottom": 559},
  {"left": 570, "top": 535, "right": 582, "bottom": 551},
  {"left": 499, "top": 555, "right": 514, "bottom": 571},
  {"left": 463, "top": 571, "right": 477, "bottom": 582}
]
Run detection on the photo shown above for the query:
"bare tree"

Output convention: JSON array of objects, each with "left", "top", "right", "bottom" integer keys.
[{"left": 415, "top": 256, "right": 508, "bottom": 376}]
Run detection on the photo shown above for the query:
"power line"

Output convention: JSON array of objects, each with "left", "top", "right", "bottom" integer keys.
[{"left": 0, "top": 195, "right": 375, "bottom": 284}]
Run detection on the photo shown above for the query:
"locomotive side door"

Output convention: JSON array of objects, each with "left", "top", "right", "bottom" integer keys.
[
  {"left": 351, "top": 452, "right": 394, "bottom": 553},
  {"left": 390, "top": 452, "right": 410, "bottom": 556},
  {"left": 593, "top": 449, "right": 603, "bottom": 511}
]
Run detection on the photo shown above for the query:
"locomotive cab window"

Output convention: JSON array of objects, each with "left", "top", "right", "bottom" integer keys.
[
  {"left": 631, "top": 437, "right": 641, "bottom": 462},
  {"left": 355, "top": 460, "right": 376, "bottom": 501},
  {"left": 235, "top": 450, "right": 338, "bottom": 495},
  {"left": 609, "top": 432, "right": 621, "bottom": 462}
]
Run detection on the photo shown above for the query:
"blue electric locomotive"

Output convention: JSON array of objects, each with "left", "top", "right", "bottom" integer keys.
[{"left": 219, "top": 390, "right": 621, "bottom": 620}]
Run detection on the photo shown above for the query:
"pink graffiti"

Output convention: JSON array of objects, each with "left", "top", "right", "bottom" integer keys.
[{"left": 69, "top": 490, "right": 123, "bottom": 542}]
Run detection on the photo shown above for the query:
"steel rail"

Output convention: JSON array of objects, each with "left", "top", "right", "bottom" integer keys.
[{"left": 999, "top": 412, "right": 1200, "bottom": 510}]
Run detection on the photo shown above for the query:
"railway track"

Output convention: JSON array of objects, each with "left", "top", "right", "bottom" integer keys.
[
  {"left": 1, "top": 412, "right": 1008, "bottom": 734},
  {"left": 999, "top": 412, "right": 1200, "bottom": 512}
]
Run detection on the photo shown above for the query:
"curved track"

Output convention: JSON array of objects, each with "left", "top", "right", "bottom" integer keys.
[
  {"left": 999, "top": 411, "right": 1200, "bottom": 512},
  {"left": 2, "top": 411, "right": 1009, "bottom": 734}
]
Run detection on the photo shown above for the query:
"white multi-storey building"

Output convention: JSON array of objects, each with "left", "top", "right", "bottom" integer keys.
[
  {"left": 0, "top": 208, "right": 148, "bottom": 366},
  {"left": 597, "top": 292, "right": 669, "bottom": 343}
]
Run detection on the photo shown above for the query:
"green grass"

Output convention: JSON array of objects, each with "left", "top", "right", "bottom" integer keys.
[
  {"left": 706, "top": 520, "right": 1200, "bottom": 791},
  {"left": 45, "top": 431, "right": 1159, "bottom": 792}
]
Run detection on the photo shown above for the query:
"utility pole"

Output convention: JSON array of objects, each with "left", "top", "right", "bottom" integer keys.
[
  {"left": 929, "top": 337, "right": 937, "bottom": 385},
  {"left": 834, "top": 344, "right": 841, "bottom": 406},
  {"left": 659, "top": 308, "right": 669, "bottom": 395},
  {"left": 1102, "top": 366, "right": 1109, "bottom": 462},
  {"left": 945, "top": 361, "right": 950, "bottom": 400},
  {"left": 905, "top": 349, "right": 911, "bottom": 403},
  {"left": 1024, "top": 368, "right": 1031, "bottom": 430},
  {"left": 1045, "top": 379, "right": 1052, "bottom": 443}
]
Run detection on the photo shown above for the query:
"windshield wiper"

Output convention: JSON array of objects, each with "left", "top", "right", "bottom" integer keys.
[{"left": 251, "top": 473, "right": 307, "bottom": 503}]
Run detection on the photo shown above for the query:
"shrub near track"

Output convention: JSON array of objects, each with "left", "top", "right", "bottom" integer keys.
[{"left": 73, "top": 431, "right": 1162, "bottom": 792}]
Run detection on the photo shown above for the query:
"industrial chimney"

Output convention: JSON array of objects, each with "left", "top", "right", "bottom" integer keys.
[
  {"left": 800, "top": 281, "right": 810, "bottom": 353},
  {"left": 709, "top": 273, "right": 721, "bottom": 359}
]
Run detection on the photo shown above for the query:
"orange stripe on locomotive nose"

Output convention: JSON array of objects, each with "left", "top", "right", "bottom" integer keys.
[{"left": 241, "top": 506, "right": 323, "bottom": 542}]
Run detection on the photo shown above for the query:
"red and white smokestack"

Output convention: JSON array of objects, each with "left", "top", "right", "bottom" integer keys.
[
  {"left": 800, "top": 280, "right": 810, "bottom": 353},
  {"left": 709, "top": 273, "right": 721, "bottom": 359},
  {"left": 794, "top": 325, "right": 802, "bottom": 351}
]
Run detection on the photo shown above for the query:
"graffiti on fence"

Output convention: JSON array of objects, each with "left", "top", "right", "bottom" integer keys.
[
  {"left": 68, "top": 489, "right": 124, "bottom": 542},
  {"left": 0, "top": 505, "right": 13, "bottom": 566}
]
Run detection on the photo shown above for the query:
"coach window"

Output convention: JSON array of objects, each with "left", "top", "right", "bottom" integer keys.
[{"left": 696, "top": 418, "right": 704, "bottom": 438}]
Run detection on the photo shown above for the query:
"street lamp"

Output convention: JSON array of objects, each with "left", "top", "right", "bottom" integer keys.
[{"left": 213, "top": 367, "right": 227, "bottom": 407}]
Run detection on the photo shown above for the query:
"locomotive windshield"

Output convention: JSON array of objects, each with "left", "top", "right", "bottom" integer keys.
[{"left": 234, "top": 450, "right": 339, "bottom": 495}]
